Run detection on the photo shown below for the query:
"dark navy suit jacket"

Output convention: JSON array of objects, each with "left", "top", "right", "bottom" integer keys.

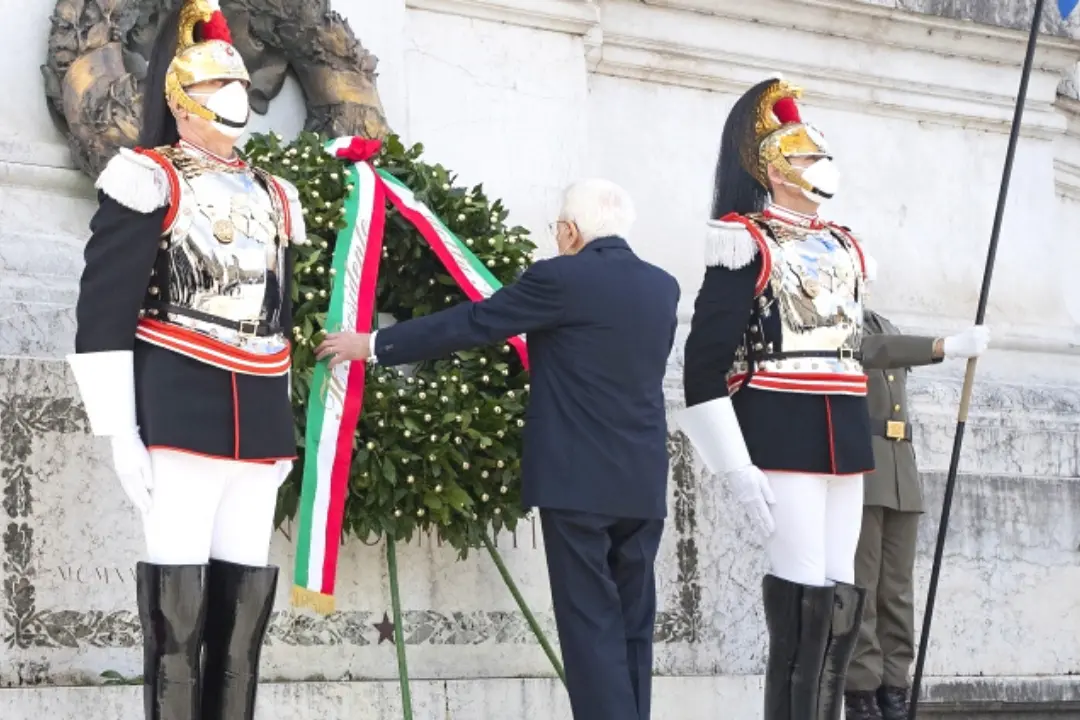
[{"left": 374, "top": 236, "right": 680, "bottom": 519}]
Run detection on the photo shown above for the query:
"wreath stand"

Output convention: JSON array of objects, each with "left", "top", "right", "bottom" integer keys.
[
  {"left": 282, "top": 135, "right": 565, "bottom": 718},
  {"left": 385, "top": 536, "right": 566, "bottom": 719}
]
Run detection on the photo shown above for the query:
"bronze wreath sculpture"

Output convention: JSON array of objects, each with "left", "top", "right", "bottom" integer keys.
[{"left": 42, "top": 0, "right": 389, "bottom": 176}]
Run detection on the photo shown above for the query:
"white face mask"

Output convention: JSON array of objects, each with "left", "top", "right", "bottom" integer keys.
[
  {"left": 189, "top": 81, "right": 250, "bottom": 139},
  {"left": 783, "top": 157, "right": 840, "bottom": 205}
]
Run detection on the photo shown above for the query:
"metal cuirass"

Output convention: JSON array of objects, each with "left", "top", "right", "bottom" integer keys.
[
  {"left": 732, "top": 213, "right": 866, "bottom": 378},
  {"left": 144, "top": 144, "right": 289, "bottom": 354}
]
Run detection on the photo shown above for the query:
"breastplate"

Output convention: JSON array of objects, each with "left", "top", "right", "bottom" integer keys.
[
  {"left": 734, "top": 216, "right": 866, "bottom": 377},
  {"left": 146, "top": 146, "right": 288, "bottom": 354}
]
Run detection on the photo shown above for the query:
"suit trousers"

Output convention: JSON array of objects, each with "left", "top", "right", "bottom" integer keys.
[
  {"left": 539, "top": 509, "right": 665, "bottom": 720},
  {"left": 846, "top": 506, "right": 920, "bottom": 691},
  {"left": 142, "top": 449, "right": 290, "bottom": 567}
]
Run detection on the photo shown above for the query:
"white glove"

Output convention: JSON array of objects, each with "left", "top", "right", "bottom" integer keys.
[
  {"left": 943, "top": 325, "right": 990, "bottom": 359},
  {"left": 726, "top": 465, "right": 776, "bottom": 536},
  {"left": 675, "top": 397, "right": 776, "bottom": 537},
  {"left": 67, "top": 351, "right": 153, "bottom": 514},
  {"left": 110, "top": 430, "right": 154, "bottom": 515}
]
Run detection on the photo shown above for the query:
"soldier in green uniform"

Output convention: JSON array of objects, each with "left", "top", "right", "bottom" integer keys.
[{"left": 844, "top": 311, "right": 990, "bottom": 720}]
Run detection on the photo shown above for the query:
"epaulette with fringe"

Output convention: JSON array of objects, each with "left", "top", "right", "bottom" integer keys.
[
  {"left": 704, "top": 218, "right": 760, "bottom": 270},
  {"left": 95, "top": 147, "right": 173, "bottom": 214}
]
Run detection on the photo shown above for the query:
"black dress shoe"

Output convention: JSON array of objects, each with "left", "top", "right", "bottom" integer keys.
[
  {"left": 844, "top": 690, "right": 883, "bottom": 720},
  {"left": 877, "top": 686, "right": 909, "bottom": 720}
]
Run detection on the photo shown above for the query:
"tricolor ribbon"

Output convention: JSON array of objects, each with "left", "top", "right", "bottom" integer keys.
[{"left": 291, "top": 137, "right": 529, "bottom": 614}]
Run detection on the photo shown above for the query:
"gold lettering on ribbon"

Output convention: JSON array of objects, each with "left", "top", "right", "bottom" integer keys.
[{"left": 323, "top": 208, "right": 373, "bottom": 415}]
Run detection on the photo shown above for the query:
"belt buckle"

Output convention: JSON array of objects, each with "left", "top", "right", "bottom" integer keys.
[
  {"left": 886, "top": 420, "right": 906, "bottom": 441},
  {"left": 838, "top": 347, "right": 854, "bottom": 360},
  {"left": 237, "top": 319, "right": 260, "bottom": 338}
]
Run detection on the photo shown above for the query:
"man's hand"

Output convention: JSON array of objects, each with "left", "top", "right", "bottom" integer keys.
[
  {"left": 943, "top": 325, "right": 991, "bottom": 359},
  {"left": 315, "top": 332, "right": 372, "bottom": 369}
]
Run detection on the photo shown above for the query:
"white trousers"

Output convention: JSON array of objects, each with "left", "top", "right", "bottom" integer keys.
[
  {"left": 142, "top": 449, "right": 289, "bottom": 567},
  {"left": 764, "top": 471, "right": 864, "bottom": 587}
]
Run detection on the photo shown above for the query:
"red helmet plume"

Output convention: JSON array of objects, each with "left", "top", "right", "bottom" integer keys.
[
  {"left": 199, "top": 10, "right": 233, "bottom": 44},
  {"left": 773, "top": 97, "right": 801, "bottom": 125}
]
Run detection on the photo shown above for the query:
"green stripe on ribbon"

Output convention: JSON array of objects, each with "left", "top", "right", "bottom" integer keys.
[{"left": 294, "top": 161, "right": 362, "bottom": 593}]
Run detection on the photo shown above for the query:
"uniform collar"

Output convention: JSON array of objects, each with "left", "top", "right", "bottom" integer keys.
[
  {"left": 764, "top": 203, "right": 824, "bottom": 229},
  {"left": 179, "top": 139, "right": 246, "bottom": 168},
  {"left": 583, "top": 235, "right": 630, "bottom": 253}
]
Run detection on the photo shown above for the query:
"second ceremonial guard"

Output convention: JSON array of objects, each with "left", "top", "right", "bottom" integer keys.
[{"left": 679, "top": 76, "right": 874, "bottom": 720}]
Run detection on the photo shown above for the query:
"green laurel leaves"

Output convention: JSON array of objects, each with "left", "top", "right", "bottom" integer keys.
[{"left": 247, "top": 131, "right": 537, "bottom": 555}]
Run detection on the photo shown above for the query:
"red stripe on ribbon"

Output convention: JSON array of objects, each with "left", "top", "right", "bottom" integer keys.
[
  {"left": 383, "top": 186, "right": 531, "bottom": 371},
  {"left": 320, "top": 177, "right": 387, "bottom": 595},
  {"left": 309, "top": 155, "right": 533, "bottom": 599}
]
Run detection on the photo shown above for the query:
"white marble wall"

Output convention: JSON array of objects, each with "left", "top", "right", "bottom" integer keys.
[{"left": 4, "top": 0, "right": 1080, "bottom": 713}]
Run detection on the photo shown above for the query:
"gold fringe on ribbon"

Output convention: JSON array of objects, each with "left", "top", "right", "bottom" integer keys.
[{"left": 291, "top": 585, "right": 336, "bottom": 615}]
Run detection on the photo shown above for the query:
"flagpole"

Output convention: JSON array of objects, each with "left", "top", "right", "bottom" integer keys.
[{"left": 907, "top": 0, "right": 1046, "bottom": 716}]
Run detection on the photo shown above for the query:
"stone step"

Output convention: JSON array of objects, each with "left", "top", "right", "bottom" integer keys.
[{"left": 3, "top": 677, "right": 1079, "bottom": 720}]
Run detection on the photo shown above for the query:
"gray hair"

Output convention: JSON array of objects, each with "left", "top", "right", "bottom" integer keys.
[{"left": 559, "top": 178, "right": 636, "bottom": 243}]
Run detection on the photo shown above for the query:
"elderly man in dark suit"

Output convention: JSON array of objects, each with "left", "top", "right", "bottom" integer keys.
[{"left": 316, "top": 178, "right": 681, "bottom": 720}]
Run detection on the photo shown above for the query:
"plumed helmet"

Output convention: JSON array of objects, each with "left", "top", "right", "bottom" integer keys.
[
  {"left": 712, "top": 75, "right": 830, "bottom": 218},
  {"left": 164, "top": 0, "right": 250, "bottom": 126}
]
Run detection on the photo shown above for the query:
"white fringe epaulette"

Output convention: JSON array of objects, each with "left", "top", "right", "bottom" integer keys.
[
  {"left": 278, "top": 177, "right": 309, "bottom": 246},
  {"left": 95, "top": 148, "right": 171, "bottom": 213},
  {"left": 704, "top": 219, "right": 760, "bottom": 270}
]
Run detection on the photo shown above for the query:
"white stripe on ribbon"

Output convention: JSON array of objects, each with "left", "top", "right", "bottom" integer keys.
[
  {"left": 381, "top": 177, "right": 527, "bottom": 351},
  {"left": 305, "top": 161, "right": 378, "bottom": 593},
  {"left": 381, "top": 179, "right": 495, "bottom": 300}
]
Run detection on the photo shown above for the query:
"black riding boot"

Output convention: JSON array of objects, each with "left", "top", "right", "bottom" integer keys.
[
  {"left": 201, "top": 560, "right": 279, "bottom": 720},
  {"left": 762, "top": 574, "right": 836, "bottom": 720},
  {"left": 136, "top": 562, "right": 208, "bottom": 720},
  {"left": 818, "top": 582, "right": 868, "bottom": 720}
]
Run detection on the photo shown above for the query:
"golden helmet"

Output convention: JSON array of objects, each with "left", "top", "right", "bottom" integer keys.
[
  {"left": 164, "top": 0, "right": 250, "bottom": 123},
  {"left": 741, "top": 77, "right": 831, "bottom": 196}
]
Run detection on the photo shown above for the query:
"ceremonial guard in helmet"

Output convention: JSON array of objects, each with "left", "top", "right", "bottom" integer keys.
[
  {"left": 65, "top": 1, "right": 306, "bottom": 718},
  {"left": 678, "top": 77, "right": 872, "bottom": 719}
]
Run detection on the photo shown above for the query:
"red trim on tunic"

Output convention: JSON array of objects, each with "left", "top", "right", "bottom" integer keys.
[
  {"left": 133, "top": 147, "right": 181, "bottom": 233},
  {"left": 146, "top": 445, "right": 296, "bottom": 465},
  {"left": 824, "top": 396, "right": 838, "bottom": 474},
  {"left": 231, "top": 372, "right": 241, "bottom": 460},
  {"left": 719, "top": 212, "right": 773, "bottom": 295},
  {"left": 136, "top": 319, "right": 291, "bottom": 376},
  {"left": 727, "top": 371, "right": 868, "bottom": 397},
  {"left": 760, "top": 468, "right": 868, "bottom": 478}
]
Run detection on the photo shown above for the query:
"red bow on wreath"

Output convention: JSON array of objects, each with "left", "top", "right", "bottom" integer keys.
[{"left": 335, "top": 137, "right": 383, "bottom": 162}]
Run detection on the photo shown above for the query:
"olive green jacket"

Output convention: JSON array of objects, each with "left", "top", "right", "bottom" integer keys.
[{"left": 859, "top": 311, "right": 941, "bottom": 512}]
